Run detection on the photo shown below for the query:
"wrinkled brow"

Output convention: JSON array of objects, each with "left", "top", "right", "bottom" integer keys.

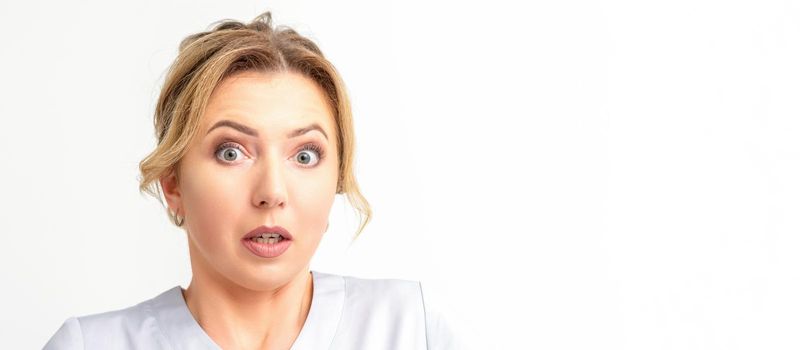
[{"left": 206, "top": 119, "right": 328, "bottom": 140}]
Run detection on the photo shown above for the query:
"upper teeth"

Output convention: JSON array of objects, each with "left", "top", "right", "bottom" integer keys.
[{"left": 257, "top": 233, "right": 282, "bottom": 239}]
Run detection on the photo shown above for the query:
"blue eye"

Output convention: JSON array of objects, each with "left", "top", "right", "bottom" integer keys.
[
  {"left": 296, "top": 143, "right": 324, "bottom": 167},
  {"left": 214, "top": 141, "right": 325, "bottom": 166},
  {"left": 215, "top": 142, "right": 244, "bottom": 163}
]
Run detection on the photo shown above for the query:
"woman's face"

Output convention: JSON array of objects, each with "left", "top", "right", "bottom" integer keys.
[{"left": 161, "top": 70, "right": 339, "bottom": 291}]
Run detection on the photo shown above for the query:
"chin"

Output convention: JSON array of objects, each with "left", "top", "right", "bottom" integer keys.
[{"left": 231, "top": 264, "right": 300, "bottom": 290}]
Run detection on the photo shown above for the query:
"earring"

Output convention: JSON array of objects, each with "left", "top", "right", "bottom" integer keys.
[{"left": 171, "top": 209, "right": 185, "bottom": 227}]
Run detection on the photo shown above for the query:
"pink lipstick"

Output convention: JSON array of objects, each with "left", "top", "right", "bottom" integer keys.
[{"left": 241, "top": 225, "right": 292, "bottom": 258}]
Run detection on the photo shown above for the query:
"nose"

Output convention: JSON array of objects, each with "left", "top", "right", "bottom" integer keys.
[{"left": 252, "top": 151, "right": 288, "bottom": 209}]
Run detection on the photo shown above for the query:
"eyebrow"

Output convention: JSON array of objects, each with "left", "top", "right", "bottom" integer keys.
[{"left": 206, "top": 119, "right": 328, "bottom": 140}]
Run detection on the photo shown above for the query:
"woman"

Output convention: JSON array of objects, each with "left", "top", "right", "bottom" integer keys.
[{"left": 44, "top": 11, "right": 461, "bottom": 350}]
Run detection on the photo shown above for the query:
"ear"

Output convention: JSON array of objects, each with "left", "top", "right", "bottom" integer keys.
[{"left": 160, "top": 169, "right": 183, "bottom": 215}]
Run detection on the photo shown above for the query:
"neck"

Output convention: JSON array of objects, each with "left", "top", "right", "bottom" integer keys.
[{"left": 182, "top": 240, "right": 314, "bottom": 349}]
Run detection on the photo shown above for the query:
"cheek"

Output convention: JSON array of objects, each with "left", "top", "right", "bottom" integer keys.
[
  {"left": 181, "top": 163, "right": 245, "bottom": 242},
  {"left": 291, "top": 164, "right": 338, "bottom": 214}
]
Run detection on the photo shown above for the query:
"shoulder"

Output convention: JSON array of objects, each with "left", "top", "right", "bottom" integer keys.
[
  {"left": 335, "top": 271, "right": 431, "bottom": 320},
  {"left": 340, "top": 273, "right": 423, "bottom": 305},
  {"left": 43, "top": 287, "right": 176, "bottom": 350},
  {"left": 312, "top": 270, "right": 423, "bottom": 310},
  {"left": 313, "top": 271, "right": 427, "bottom": 348},
  {"left": 316, "top": 270, "right": 466, "bottom": 349}
]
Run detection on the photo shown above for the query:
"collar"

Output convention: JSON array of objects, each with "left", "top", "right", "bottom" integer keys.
[{"left": 145, "top": 270, "right": 345, "bottom": 350}]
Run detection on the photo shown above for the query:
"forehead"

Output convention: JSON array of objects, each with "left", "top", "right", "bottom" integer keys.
[{"left": 202, "top": 70, "right": 335, "bottom": 134}]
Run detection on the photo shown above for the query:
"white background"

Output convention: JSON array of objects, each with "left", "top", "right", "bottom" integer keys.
[{"left": 1, "top": 0, "right": 799, "bottom": 349}]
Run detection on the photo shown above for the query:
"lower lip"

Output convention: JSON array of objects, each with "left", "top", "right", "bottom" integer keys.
[{"left": 242, "top": 237, "right": 292, "bottom": 258}]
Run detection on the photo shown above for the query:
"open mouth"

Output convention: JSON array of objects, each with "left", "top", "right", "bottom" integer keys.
[
  {"left": 241, "top": 225, "right": 293, "bottom": 258},
  {"left": 242, "top": 224, "right": 293, "bottom": 241},
  {"left": 242, "top": 233, "right": 292, "bottom": 258},
  {"left": 247, "top": 233, "right": 287, "bottom": 244}
]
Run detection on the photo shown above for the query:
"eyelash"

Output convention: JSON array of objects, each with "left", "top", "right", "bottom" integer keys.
[
  {"left": 214, "top": 141, "right": 326, "bottom": 166},
  {"left": 299, "top": 143, "right": 326, "bottom": 160}
]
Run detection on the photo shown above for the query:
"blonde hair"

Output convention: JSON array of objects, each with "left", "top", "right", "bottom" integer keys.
[{"left": 137, "top": 11, "right": 371, "bottom": 239}]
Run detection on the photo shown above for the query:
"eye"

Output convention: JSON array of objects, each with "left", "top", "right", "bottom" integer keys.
[
  {"left": 295, "top": 143, "right": 325, "bottom": 167},
  {"left": 215, "top": 142, "right": 245, "bottom": 164}
]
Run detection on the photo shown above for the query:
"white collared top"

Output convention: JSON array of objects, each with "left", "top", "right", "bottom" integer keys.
[{"left": 43, "top": 270, "right": 464, "bottom": 349}]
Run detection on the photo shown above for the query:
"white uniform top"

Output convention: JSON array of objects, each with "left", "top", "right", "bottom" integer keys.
[{"left": 43, "top": 270, "right": 464, "bottom": 350}]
